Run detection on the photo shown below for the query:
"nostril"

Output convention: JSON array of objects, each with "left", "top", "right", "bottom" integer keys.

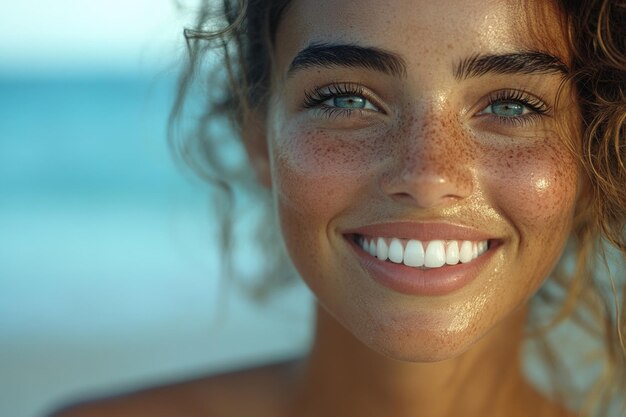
[
  {"left": 381, "top": 167, "right": 473, "bottom": 209},
  {"left": 388, "top": 190, "right": 464, "bottom": 208},
  {"left": 388, "top": 192, "right": 418, "bottom": 205}
]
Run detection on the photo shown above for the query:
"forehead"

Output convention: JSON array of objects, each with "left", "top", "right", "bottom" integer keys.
[{"left": 274, "top": 0, "right": 567, "bottom": 75}]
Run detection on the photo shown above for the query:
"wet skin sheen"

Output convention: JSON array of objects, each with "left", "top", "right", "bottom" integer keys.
[{"left": 256, "top": 0, "right": 580, "bottom": 362}]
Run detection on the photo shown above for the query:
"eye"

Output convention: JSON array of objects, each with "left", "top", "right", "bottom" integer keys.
[
  {"left": 322, "top": 95, "right": 378, "bottom": 111},
  {"left": 476, "top": 89, "right": 551, "bottom": 127},
  {"left": 479, "top": 101, "right": 529, "bottom": 117},
  {"left": 302, "top": 82, "right": 382, "bottom": 119}
]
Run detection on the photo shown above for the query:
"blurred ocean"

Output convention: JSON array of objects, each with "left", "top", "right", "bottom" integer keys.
[{"left": 0, "top": 74, "right": 312, "bottom": 417}]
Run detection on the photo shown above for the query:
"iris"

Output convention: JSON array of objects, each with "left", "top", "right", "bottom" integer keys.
[
  {"left": 333, "top": 96, "right": 366, "bottom": 109},
  {"left": 490, "top": 101, "right": 524, "bottom": 117}
]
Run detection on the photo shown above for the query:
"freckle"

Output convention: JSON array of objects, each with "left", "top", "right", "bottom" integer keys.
[{"left": 447, "top": 43, "right": 454, "bottom": 49}]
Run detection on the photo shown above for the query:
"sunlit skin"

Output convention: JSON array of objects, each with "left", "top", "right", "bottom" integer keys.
[
  {"left": 54, "top": 1, "right": 584, "bottom": 417},
  {"left": 256, "top": 0, "right": 580, "bottom": 416}
]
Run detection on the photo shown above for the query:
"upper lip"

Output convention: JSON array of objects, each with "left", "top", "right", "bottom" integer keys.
[{"left": 343, "top": 221, "right": 496, "bottom": 242}]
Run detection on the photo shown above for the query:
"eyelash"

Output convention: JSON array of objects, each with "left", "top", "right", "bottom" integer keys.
[
  {"left": 302, "top": 84, "right": 551, "bottom": 127},
  {"left": 481, "top": 89, "right": 551, "bottom": 127},
  {"left": 303, "top": 82, "right": 377, "bottom": 119}
]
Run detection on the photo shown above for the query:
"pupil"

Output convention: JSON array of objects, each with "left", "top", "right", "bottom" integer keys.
[
  {"left": 492, "top": 101, "right": 523, "bottom": 116},
  {"left": 334, "top": 96, "right": 365, "bottom": 109}
]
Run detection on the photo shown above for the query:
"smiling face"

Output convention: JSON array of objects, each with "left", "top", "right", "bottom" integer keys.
[{"left": 256, "top": 0, "right": 580, "bottom": 361}]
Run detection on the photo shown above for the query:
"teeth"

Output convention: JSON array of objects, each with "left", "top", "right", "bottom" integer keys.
[
  {"left": 479, "top": 240, "right": 488, "bottom": 254},
  {"left": 403, "top": 240, "right": 425, "bottom": 267},
  {"left": 459, "top": 241, "right": 473, "bottom": 263},
  {"left": 368, "top": 239, "right": 377, "bottom": 256},
  {"left": 388, "top": 238, "right": 404, "bottom": 264},
  {"left": 446, "top": 240, "right": 460, "bottom": 265},
  {"left": 357, "top": 236, "right": 490, "bottom": 269},
  {"left": 424, "top": 240, "right": 446, "bottom": 268},
  {"left": 376, "top": 238, "right": 388, "bottom": 261}
]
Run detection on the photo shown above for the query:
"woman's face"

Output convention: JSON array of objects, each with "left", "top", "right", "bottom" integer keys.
[{"left": 262, "top": 0, "right": 580, "bottom": 361}]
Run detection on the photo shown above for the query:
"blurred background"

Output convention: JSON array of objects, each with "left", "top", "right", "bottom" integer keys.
[{"left": 0, "top": 2, "right": 312, "bottom": 416}]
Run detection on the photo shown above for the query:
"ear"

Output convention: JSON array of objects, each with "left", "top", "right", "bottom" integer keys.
[{"left": 242, "top": 110, "right": 272, "bottom": 188}]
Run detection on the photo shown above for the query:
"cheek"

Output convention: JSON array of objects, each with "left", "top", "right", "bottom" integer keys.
[
  {"left": 269, "top": 125, "right": 387, "bottom": 296},
  {"left": 481, "top": 136, "right": 579, "bottom": 264},
  {"left": 270, "top": 125, "right": 388, "bottom": 219}
]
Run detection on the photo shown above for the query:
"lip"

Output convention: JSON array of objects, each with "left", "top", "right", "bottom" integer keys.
[
  {"left": 343, "top": 221, "right": 495, "bottom": 242},
  {"left": 343, "top": 222, "right": 501, "bottom": 296}
]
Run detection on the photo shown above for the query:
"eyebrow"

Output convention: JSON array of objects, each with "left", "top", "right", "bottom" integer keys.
[
  {"left": 287, "top": 43, "right": 569, "bottom": 81},
  {"left": 454, "top": 52, "right": 569, "bottom": 80},
  {"left": 287, "top": 42, "right": 407, "bottom": 78}
]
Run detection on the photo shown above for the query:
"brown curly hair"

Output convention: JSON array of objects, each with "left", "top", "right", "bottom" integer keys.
[{"left": 170, "top": 0, "right": 626, "bottom": 415}]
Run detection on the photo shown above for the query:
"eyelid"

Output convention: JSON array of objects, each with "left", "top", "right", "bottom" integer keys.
[
  {"left": 470, "top": 89, "right": 553, "bottom": 129},
  {"left": 302, "top": 82, "right": 387, "bottom": 114},
  {"left": 482, "top": 89, "right": 551, "bottom": 115}
]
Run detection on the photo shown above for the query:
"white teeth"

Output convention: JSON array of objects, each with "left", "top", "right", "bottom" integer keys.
[
  {"left": 424, "top": 240, "right": 446, "bottom": 268},
  {"left": 368, "top": 239, "right": 377, "bottom": 256},
  {"left": 388, "top": 238, "right": 404, "bottom": 264},
  {"left": 459, "top": 241, "right": 473, "bottom": 263},
  {"left": 376, "top": 237, "right": 388, "bottom": 261},
  {"left": 446, "top": 240, "right": 460, "bottom": 265},
  {"left": 479, "top": 241, "right": 488, "bottom": 254},
  {"left": 403, "top": 239, "right": 424, "bottom": 267},
  {"left": 357, "top": 236, "right": 490, "bottom": 269}
]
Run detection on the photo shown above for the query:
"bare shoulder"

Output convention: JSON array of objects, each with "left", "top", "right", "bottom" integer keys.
[{"left": 48, "top": 358, "right": 303, "bottom": 417}]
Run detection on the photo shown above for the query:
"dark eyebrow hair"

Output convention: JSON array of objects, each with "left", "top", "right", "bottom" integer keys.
[
  {"left": 287, "top": 42, "right": 407, "bottom": 78},
  {"left": 454, "top": 52, "right": 569, "bottom": 80}
]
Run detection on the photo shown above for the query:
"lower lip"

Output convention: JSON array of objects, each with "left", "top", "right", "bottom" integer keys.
[{"left": 346, "top": 236, "right": 498, "bottom": 296}]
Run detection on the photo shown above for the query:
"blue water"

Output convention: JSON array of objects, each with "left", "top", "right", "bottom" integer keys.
[
  {"left": 0, "top": 74, "right": 312, "bottom": 417},
  {"left": 0, "top": 76, "right": 181, "bottom": 195}
]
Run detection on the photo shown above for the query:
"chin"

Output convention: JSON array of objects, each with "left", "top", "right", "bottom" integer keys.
[
  {"left": 370, "top": 335, "right": 476, "bottom": 363},
  {"left": 348, "top": 310, "right": 483, "bottom": 363}
]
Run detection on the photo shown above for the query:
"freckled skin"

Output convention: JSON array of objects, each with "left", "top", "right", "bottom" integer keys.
[
  {"left": 262, "top": 0, "right": 580, "bottom": 389},
  {"left": 46, "top": 2, "right": 587, "bottom": 417}
]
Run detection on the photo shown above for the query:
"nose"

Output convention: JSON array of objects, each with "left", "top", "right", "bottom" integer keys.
[{"left": 380, "top": 111, "right": 474, "bottom": 209}]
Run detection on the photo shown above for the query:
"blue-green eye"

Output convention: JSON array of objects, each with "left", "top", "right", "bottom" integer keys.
[
  {"left": 323, "top": 95, "right": 377, "bottom": 110},
  {"left": 483, "top": 101, "right": 527, "bottom": 117},
  {"left": 476, "top": 90, "right": 550, "bottom": 125},
  {"left": 334, "top": 96, "right": 365, "bottom": 109},
  {"left": 303, "top": 83, "right": 381, "bottom": 117}
]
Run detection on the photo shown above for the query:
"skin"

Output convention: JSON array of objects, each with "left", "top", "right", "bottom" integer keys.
[
  {"left": 263, "top": 0, "right": 580, "bottom": 415},
  {"left": 268, "top": 0, "right": 579, "bottom": 364},
  {"left": 52, "top": 1, "right": 583, "bottom": 416}
]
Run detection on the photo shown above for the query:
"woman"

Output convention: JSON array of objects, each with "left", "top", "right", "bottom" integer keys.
[{"left": 55, "top": 0, "right": 625, "bottom": 416}]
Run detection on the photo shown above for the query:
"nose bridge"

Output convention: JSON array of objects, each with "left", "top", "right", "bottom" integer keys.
[
  {"left": 405, "top": 111, "right": 452, "bottom": 172},
  {"left": 383, "top": 106, "right": 474, "bottom": 208}
]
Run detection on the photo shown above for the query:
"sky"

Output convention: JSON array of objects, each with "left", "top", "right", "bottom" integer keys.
[{"left": 0, "top": 0, "right": 193, "bottom": 75}]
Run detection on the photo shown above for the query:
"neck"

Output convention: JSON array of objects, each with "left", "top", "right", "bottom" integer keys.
[{"left": 290, "top": 303, "right": 548, "bottom": 417}]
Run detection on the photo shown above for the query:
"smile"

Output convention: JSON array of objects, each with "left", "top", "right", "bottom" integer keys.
[
  {"left": 343, "top": 222, "right": 500, "bottom": 296},
  {"left": 354, "top": 235, "right": 489, "bottom": 269}
]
